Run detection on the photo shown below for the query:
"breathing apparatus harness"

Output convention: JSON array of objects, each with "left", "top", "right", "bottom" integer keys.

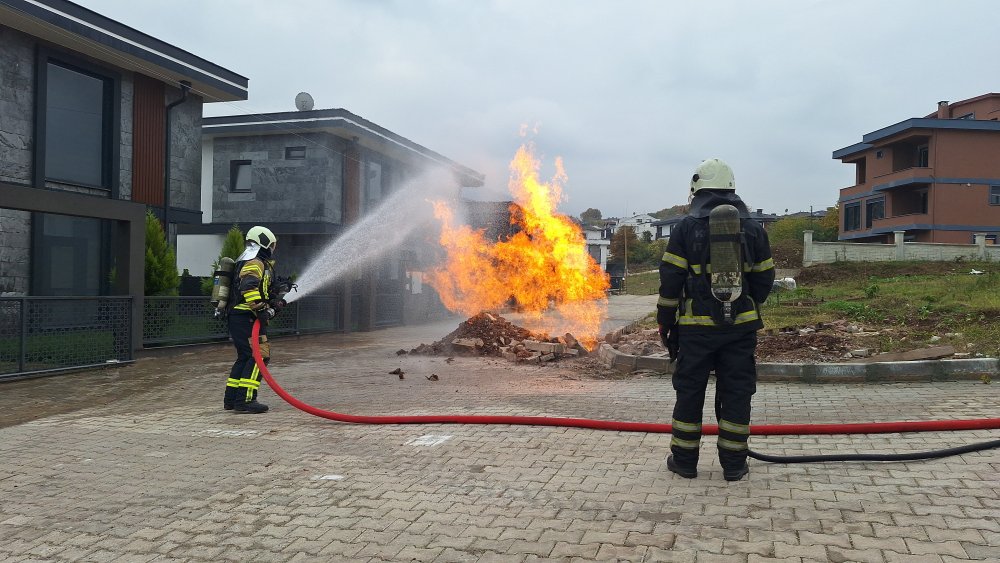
[{"left": 209, "top": 242, "right": 296, "bottom": 320}]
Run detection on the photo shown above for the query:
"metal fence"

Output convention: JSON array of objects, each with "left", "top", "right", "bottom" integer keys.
[
  {"left": 0, "top": 296, "right": 132, "bottom": 380},
  {"left": 142, "top": 295, "right": 345, "bottom": 348},
  {"left": 1, "top": 293, "right": 377, "bottom": 379}
]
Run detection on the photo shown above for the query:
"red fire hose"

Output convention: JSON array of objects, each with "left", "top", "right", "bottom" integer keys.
[{"left": 251, "top": 321, "right": 1000, "bottom": 462}]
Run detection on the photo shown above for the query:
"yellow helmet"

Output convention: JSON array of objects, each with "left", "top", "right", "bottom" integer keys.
[
  {"left": 246, "top": 225, "right": 277, "bottom": 250},
  {"left": 690, "top": 158, "right": 736, "bottom": 200}
]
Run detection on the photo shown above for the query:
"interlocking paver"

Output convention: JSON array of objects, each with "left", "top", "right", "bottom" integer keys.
[{"left": 0, "top": 300, "right": 997, "bottom": 562}]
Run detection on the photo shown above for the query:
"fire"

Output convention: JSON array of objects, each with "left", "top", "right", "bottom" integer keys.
[{"left": 426, "top": 143, "right": 609, "bottom": 348}]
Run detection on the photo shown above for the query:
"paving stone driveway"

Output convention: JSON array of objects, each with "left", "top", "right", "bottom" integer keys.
[{"left": 1, "top": 297, "right": 998, "bottom": 562}]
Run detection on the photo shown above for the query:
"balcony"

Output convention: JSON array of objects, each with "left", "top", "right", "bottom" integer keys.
[{"left": 871, "top": 166, "right": 934, "bottom": 192}]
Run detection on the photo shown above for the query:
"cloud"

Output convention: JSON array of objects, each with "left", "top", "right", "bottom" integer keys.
[{"left": 86, "top": 0, "right": 1000, "bottom": 218}]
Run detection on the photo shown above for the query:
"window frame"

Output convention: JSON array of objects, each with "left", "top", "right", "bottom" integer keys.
[
  {"left": 284, "top": 146, "right": 306, "bottom": 160},
  {"left": 990, "top": 185, "right": 1000, "bottom": 206},
  {"left": 865, "top": 197, "right": 885, "bottom": 228},
  {"left": 229, "top": 160, "right": 252, "bottom": 193},
  {"left": 843, "top": 202, "right": 861, "bottom": 231},
  {"left": 33, "top": 48, "right": 121, "bottom": 196}
]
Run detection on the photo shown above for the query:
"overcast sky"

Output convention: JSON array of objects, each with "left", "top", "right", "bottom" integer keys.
[{"left": 86, "top": 0, "right": 999, "bottom": 218}]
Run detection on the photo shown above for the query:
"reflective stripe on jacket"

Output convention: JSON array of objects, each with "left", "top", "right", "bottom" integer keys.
[{"left": 232, "top": 258, "right": 272, "bottom": 312}]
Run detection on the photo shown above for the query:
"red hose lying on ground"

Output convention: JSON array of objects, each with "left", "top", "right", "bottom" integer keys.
[{"left": 251, "top": 321, "right": 1000, "bottom": 436}]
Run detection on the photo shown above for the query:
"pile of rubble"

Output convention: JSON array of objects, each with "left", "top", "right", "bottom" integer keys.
[{"left": 406, "top": 312, "right": 588, "bottom": 363}]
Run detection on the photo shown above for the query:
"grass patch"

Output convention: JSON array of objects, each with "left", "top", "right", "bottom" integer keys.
[{"left": 628, "top": 260, "right": 1000, "bottom": 357}]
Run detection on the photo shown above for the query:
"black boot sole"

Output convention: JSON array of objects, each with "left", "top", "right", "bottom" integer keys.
[
  {"left": 723, "top": 465, "right": 749, "bottom": 481},
  {"left": 666, "top": 455, "right": 698, "bottom": 479}
]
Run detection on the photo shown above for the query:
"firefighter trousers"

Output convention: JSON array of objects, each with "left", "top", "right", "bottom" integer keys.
[
  {"left": 670, "top": 330, "right": 757, "bottom": 471},
  {"left": 226, "top": 311, "right": 268, "bottom": 406}
]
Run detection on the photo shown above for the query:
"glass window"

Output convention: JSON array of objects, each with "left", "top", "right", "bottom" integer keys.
[
  {"left": 990, "top": 186, "right": 1000, "bottom": 205},
  {"left": 844, "top": 203, "right": 861, "bottom": 231},
  {"left": 865, "top": 198, "right": 885, "bottom": 228},
  {"left": 916, "top": 145, "right": 929, "bottom": 167},
  {"left": 230, "top": 160, "right": 251, "bottom": 192},
  {"left": 44, "top": 62, "right": 111, "bottom": 187},
  {"left": 364, "top": 161, "right": 382, "bottom": 211},
  {"left": 285, "top": 146, "right": 306, "bottom": 159},
  {"left": 33, "top": 213, "right": 106, "bottom": 296}
]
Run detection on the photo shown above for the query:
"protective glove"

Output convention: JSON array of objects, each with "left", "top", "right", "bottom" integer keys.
[
  {"left": 657, "top": 305, "right": 679, "bottom": 361},
  {"left": 255, "top": 306, "right": 276, "bottom": 323}
]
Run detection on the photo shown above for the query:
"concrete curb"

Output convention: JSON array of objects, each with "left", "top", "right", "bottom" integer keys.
[{"left": 597, "top": 343, "right": 999, "bottom": 383}]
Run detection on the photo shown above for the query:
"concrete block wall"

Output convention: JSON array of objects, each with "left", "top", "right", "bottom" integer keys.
[{"left": 804, "top": 230, "right": 999, "bottom": 266}]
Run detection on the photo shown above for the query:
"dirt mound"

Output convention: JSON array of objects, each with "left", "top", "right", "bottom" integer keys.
[{"left": 408, "top": 313, "right": 585, "bottom": 363}]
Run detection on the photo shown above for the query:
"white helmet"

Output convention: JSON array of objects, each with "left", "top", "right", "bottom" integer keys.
[
  {"left": 245, "top": 225, "right": 277, "bottom": 250},
  {"left": 690, "top": 158, "right": 736, "bottom": 200}
]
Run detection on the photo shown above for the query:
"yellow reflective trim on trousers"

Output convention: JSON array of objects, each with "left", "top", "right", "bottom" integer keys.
[
  {"left": 719, "top": 419, "right": 750, "bottom": 434},
  {"left": 226, "top": 378, "right": 241, "bottom": 387},
  {"left": 658, "top": 297, "right": 679, "bottom": 307},
  {"left": 718, "top": 437, "right": 749, "bottom": 451},
  {"left": 672, "top": 419, "right": 702, "bottom": 433},
  {"left": 662, "top": 252, "right": 688, "bottom": 269},
  {"left": 670, "top": 437, "right": 701, "bottom": 449}
]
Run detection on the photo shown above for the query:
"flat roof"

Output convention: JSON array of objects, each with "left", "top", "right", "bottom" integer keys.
[
  {"left": 203, "top": 109, "right": 485, "bottom": 188},
  {"left": 833, "top": 118, "right": 1000, "bottom": 160},
  {"left": 0, "top": 0, "right": 248, "bottom": 101}
]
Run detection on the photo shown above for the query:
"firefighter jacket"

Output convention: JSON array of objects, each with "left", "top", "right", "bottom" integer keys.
[
  {"left": 658, "top": 191, "right": 775, "bottom": 334},
  {"left": 232, "top": 256, "right": 274, "bottom": 315}
]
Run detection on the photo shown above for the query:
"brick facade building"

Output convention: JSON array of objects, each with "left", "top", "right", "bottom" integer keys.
[{"left": 834, "top": 94, "right": 1000, "bottom": 243}]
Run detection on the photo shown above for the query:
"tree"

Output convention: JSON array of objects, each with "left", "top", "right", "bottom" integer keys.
[
  {"left": 768, "top": 205, "right": 839, "bottom": 245},
  {"left": 201, "top": 224, "right": 246, "bottom": 295},
  {"left": 580, "top": 208, "right": 603, "bottom": 225},
  {"left": 609, "top": 226, "right": 638, "bottom": 265},
  {"left": 144, "top": 210, "right": 178, "bottom": 296},
  {"left": 651, "top": 204, "right": 689, "bottom": 220}
]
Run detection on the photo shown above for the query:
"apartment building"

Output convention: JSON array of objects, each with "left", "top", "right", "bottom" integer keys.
[{"left": 833, "top": 94, "right": 1000, "bottom": 243}]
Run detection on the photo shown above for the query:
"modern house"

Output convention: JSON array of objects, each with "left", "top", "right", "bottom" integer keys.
[
  {"left": 615, "top": 213, "right": 658, "bottom": 240},
  {"left": 583, "top": 226, "right": 610, "bottom": 272},
  {"left": 179, "top": 104, "right": 484, "bottom": 331},
  {"left": 833, "top": 94, "right": 1000, "bottom": 243},
  {"left": 0, "top": 0, "right": 247, "bottom": 370}
]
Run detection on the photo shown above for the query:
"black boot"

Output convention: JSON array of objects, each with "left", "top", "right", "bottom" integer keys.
[
  {"left": 223, "top": 386, "right": 239, "bottom": 411},
  {"left": 666, "top": 455, "right": 697, "bottom": 479},
  {"left": 233, "top": 400, "right": 269, "bottom": 414},
  {"left": 723, "top": 463, "right": 749, "bottom": 482}
]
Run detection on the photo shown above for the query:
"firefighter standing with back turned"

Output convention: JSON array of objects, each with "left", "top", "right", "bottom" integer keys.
[
  {"left": 224, "top": 226, "right": 281, "bottom": 414},
  {"left": 657, "top": 158, "right": 775, "bottom": 481}
]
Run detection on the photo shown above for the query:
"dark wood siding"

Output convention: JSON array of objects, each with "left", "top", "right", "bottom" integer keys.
[{"left": 131, "top": 73, "right": 165, "bottom": 206}]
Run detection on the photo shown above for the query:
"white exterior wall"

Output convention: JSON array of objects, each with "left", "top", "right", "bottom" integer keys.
[
  {"left": 177, "top": 233, "right": 225, "bottom": 276},
  {"left": 200, "top": 137, "right": 214, "bottom": 224},
  {"left": 803, "top": 231, "right": 1000, "bottom": 266}
]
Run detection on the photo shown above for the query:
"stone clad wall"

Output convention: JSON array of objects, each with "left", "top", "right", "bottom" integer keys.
[
  {"left": 804, "top": 230, "right": 1000, "bottom": 266},
  {"left": 212, "top": 132, "right": 344, "bottom": 225}
]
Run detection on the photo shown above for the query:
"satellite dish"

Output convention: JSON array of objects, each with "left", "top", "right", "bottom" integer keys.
[{"left": 294, "top": 92, "right": 314, "bottom": 111}]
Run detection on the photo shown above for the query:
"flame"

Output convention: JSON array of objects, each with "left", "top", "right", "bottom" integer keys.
[{"left": 426, "top": 143, "right": 609, "bottom": 348}]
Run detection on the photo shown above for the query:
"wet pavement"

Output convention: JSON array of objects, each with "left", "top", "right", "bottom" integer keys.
[{"left": 1, "top": 294, "right": 998, "bottom": 562}]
